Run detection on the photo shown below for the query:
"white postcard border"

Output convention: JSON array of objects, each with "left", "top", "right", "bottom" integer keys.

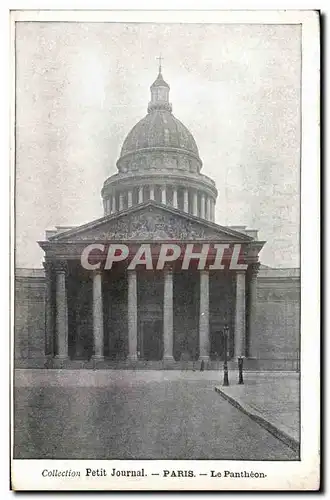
[{"left": 10, "top": 8, "right": 320, "bottom": 491}]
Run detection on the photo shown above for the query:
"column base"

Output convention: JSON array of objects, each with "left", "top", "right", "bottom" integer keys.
[
  {"left": 163, "top": 355, "right": 174, "bottom": 362},
  {"left": 127, "top": 354, "right": 138, "bottom": 361},
  {"left": 52, "top": 355, "right": 69, "bottom": 369},
  {"left": 92, "top": 355, "right": 104, "bottom": 361}
]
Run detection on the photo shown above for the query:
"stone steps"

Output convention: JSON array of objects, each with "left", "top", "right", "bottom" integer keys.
[
  {"left": 40, "top": 358, "right": 238, "bottom": 371},
  {"left": 15, "top": 357, "right": 300, "bottom": 371}
]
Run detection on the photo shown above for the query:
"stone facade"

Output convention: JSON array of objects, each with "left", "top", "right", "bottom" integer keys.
[
  {"left": 15, "top": 198, "right": 301, "bottom": 373},
  {"left": 251, "top": 268, "right": 300, "bottom": 369},
  {"left": 14, "top": 265, "right": 300, "bottom": 370},
  {"left": 14, "top": 269, "right": 46, "bottom": 367},
  {"left": 14, "top": 68, "right": 300, "bottom": 371}
]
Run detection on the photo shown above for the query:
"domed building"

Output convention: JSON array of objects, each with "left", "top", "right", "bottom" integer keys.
[
  {"left": 101, "top": 65, "right": 217, "bottom": 221},
  {"left": 15, "top": 66, "right": 300, "bottom": 372}
]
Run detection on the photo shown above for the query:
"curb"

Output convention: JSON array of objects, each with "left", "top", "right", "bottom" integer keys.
[{"left": 214, "top": 386, "right": 300, "bottom": 454}]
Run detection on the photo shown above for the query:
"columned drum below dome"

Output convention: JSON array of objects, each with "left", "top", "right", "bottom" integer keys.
[{"left": 102, "top": 67, "right": 217, "bottom": 221}]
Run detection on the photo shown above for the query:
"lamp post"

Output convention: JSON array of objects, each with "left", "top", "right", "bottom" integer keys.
[
  {"left": 223, "top": 325, "right": 229, "bottom": 386},
  {"left": 238, "top": 356, "right": 244, "bottom": 384}
]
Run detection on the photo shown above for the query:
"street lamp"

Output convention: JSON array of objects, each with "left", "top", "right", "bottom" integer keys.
[
  {"left": 223, "top": 325, "right": 229, "bottom": 386},
  {"left": 238, "top": 356, "right": 244, "bottom": 385}
]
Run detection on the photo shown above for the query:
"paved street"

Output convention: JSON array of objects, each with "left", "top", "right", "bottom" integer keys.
[{"left": 14, "top": 370, "right": 298, "bottom": 460}]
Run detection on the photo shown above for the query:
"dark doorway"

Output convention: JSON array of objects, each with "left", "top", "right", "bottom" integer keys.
[
  {"left": 67, "top": 264, "right": 93, "bottom": 360},
  {"left": 173, "top": 271, "right": 199, "bottom": 361},
  {"left": 140, "top": 319, "right": 163, "bottom": 361},
  {"left": 211, "top": 330, "right": 225, "bottom": 360}
]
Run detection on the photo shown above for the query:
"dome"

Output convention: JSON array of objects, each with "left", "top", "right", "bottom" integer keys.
[
  {"left": 116, "top": 67, "right": 203, "bottom": 175},
  {"left": 120, "top": 110, "right": 200, "bottom": 158},
  {"left": 102, "top": 65, "right": 217, "bottom": 222}
]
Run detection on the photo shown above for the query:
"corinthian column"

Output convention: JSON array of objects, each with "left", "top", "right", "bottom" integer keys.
[
  {"left": 127, "top": 270, "right": 138, "bottom": 361},
  {"left": 55, "top": 261, "right": 68, "bottom": 359},
  {"left": 200, "top": 194, "right": 205, "bottom": 218},
  {"left": 234, "top": 271, "right": 246, "bottom": 358},
  {"left": 211, "top": 199, "right": 215, "bottom": 221},
  {"left": 43, "top": 261, "right": 54, "bottom": 357},
  {"left": 163, "top": 269, "right": 174, "bottom": 361},
  {"left": 199, "top": 270, "right": 210, "bottom": 361},
  {"left": 247, "top": 262, "right": 260, "bottom": 358},
  {"left": 193, "top": 191, "right": 198, "bottom": 216},
  {"left": 173, "top": 188, "right": 178, "bottom": 209},
  {"left": 111, "top": 195, "right": 116, "bottom": 213},
  {"left": 206, "top": 197, "right": 211, "bottom": 220},
  {"left": 119, "top": 192, "right": 124, "bottom": 211},
  {"left": 183, "top": 189, "right": 189, "bottom": 212},
  {"left": 138, "top": 186, "right": 143, "bottom": 204},
  {"left": 92, "top": 270, "right": 104, "bottom": 359},
  {"left": 127, "top": 190, "right": 133, "bottom": 208},
  {"left": 161, "top": 186, "right": 166, "bottom": 204}
]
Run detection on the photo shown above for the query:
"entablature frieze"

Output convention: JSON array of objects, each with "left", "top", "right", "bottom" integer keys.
[{"left": 39, "top": 242, "right": 263, "bottom": 274}]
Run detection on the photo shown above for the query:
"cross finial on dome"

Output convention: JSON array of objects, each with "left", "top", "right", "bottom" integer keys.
[{"left": 157, "top": 54, "right": 163, "bottom": 73}]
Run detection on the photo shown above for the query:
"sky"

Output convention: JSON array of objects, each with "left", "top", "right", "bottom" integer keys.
[{"left": 15, "top": 22, "right": 301, "bottom": 269}]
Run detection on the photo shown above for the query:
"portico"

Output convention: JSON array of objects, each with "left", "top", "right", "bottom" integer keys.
[
  {"left": 39, "top": 201, "right": 263, "bottom": 368},
  {"left": 15, "top": 65, "right": 300, "bottom": 373},
  {"left": 38, "top": 66, "right": 264, "bottom": 369}
]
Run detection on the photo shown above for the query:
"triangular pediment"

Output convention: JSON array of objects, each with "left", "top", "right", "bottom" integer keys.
[{"left": 48, "top": 202, "right": 253, "bottom": 243}]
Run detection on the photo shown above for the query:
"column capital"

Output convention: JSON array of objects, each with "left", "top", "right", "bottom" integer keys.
[
  {"left": 43, "top": 260, "right": 54, "bottom": 273},
  {"left": 236, "top": 269, "right": 247, "bottom": 276},
  {"left": 249, "top": 262, "right": 261, "bottom": 276},
  {"left": 92, "top": 268, "right": 103, "bottom": 276},
  {"left": 54, "top": 260, "right": 68, "bottom": 273}
]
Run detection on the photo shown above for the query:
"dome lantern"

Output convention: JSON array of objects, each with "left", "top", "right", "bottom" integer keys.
[{"left": 148, "top": 56, "right": 172, "bottom": 113}]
